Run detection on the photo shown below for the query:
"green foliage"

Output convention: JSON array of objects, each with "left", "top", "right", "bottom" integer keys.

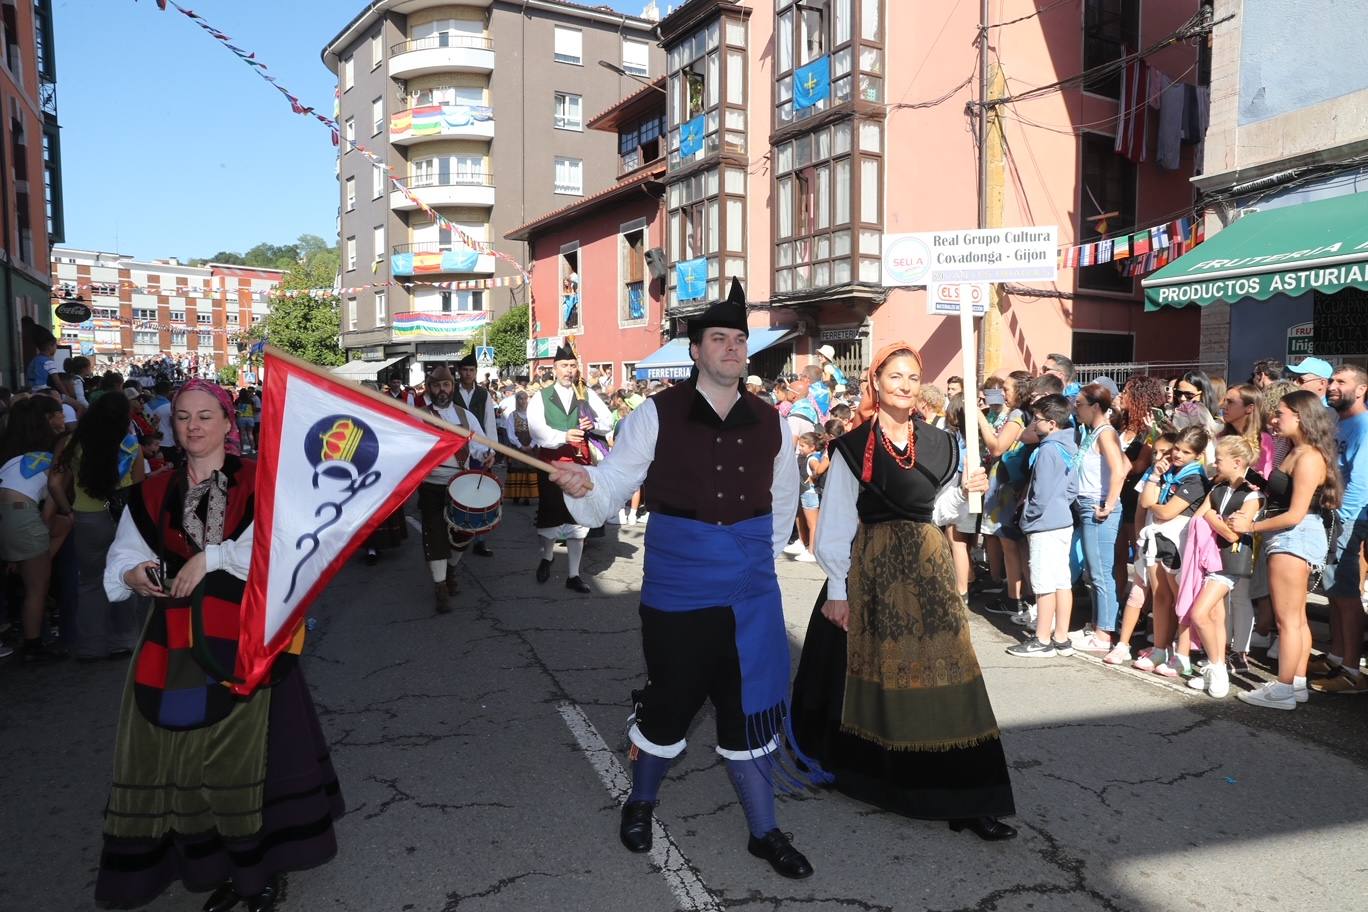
[
  {"left": 190, "top": 233, "right": 335, "bottom": 273},
  {"left": 488, "top": 304, "right": 530, "bottom": 369},
  {"left": 250, "top": 241, "right": 345, "bottom": 368},
  {"left": 218, "top": 365, "right": 239, "bottom": 386}
]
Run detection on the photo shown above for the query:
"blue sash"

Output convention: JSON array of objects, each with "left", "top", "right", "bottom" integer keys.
[{"left": 642, "top": 513, "right": 830, "bottom": 787}]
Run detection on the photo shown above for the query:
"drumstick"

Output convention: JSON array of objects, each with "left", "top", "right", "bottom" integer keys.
[{"left": 266, "top": 346, "right": 573, "bottom": 479}]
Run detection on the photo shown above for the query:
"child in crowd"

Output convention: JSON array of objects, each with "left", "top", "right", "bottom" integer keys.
[
  {"left": 1183, "top": 435, "right": 1262, "bottom": 698},
  {"left": 1106, "top": 432, "right": 1178, "bottom": 665},
  {"left": 1134, "top": 426, "right": 1212, "bottom": 677},
  {"left": 140, "top": 433, "right": 169, "bottom": 476},
  {"left": 1007, "top": 394, "right": 1078, "bottom": 658},
  {"left": 793, "top": 431, "right": 827, "bottom": 562},
  {"left": 944, "top": 394, "right": 978, "bottom": 601}
]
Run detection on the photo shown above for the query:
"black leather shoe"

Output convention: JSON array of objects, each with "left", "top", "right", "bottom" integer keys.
[
  {"left": 434, "top": 582, "right": 452, "bottom": 615},
  {"left": 202, "top": 883, "right": 239, "bottom": 912},
  {"left": 566, "top": 576, "right": 591, "bottom": 594},
  {"left": 746, "top": 829, "right": 814, "bottom": 879},
  {"left": 949, "top": 816, "right": 1017, "bottom": 841},
  {"left": 244, "top": 881, "right": 277, "bottom": 912},
  {"left": 619, "top": 800, "right": 655, "bottom": 853},
  {"left": 473, "top": 542, "right": 494, "bottom": 557},
  {"left": 535, "top": 559, "right": 552, "bottom": 583},
  {"left": 445, "top": 566, "right": 459, "bottom": 596}
]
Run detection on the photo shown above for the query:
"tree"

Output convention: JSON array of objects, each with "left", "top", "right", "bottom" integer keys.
[
  {"left": 488, "top": 303, "right": 530, "bottom": 371},
  {"left": 250, "top": 252, "right": 344, "bottom": 367}
]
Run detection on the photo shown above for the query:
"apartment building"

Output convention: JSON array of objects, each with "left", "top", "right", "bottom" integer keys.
[
  {"left": 1143, "top": 0, "right": 1368, "bottom": 376},
  {"left": 322, "top": 0, "right": 664, "bottom": 368},
  {"left": 50, "top": 247, "right": 282, "bottom": 375},
  {"left": 1, "top": 0, "right": 63, "bottom": 387},
  {"left": 639, "top": 0, "right": 1205, "bottom": 382}
]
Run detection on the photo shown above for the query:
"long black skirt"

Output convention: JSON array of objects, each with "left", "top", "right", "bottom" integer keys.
[
  {"left": 95, "top": 666, "right": 345, "bottom": 907},
  {"left": 791, "top": 587, "right": 1015, "bottom": 821}
]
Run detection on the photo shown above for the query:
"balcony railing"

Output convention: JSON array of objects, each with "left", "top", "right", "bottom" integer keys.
[
  {"left": 393, "top": 241, "right": 488, "bottom": 255},
  {"left": 405, "top": 171, "right": 492, "bottom": 190},
  {"left": 392, "top": 35, "right": 493, "bottom": 55}
]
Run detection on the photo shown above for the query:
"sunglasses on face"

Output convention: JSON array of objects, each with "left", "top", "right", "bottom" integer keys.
[{"left": 1175, "top": 389, "right": 1198, "bottom": 401}]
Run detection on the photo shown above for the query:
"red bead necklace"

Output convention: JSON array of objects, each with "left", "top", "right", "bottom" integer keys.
[{"left": 878, "top": 418, "right": 917, "bottom": 470}]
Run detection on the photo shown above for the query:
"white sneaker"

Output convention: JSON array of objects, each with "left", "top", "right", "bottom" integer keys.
[
  {"left": 1010, "top": 606, "right": 1037, "bottom": 627},
  {"left": 1187, "top": 670, "right": 1208, "bottom": 692},
  {"left": 1237, "top": 681, "right": 1296, "bottom": 710},
  {"left": 1295, "top": 683, "right": 1309, "bottom": 704},
  {"left": 783, "top": 541, "right": 806, "bottom": 556},
  {"left": 793, "top": 549, "right": 817, "bottom": 563},
  {"left": 626, "top": 511, "right": 639, "bottom": 526},
  {"left": 609, "top": 510, "right": 626, "bottom": 525},
  {"left": 1208, "top": 666, "right": 1230, "bottom": 699}
]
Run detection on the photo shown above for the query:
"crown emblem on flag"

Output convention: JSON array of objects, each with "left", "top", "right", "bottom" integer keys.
[{"left": 319, "top": 418, "right": 364, "bottom": 464}]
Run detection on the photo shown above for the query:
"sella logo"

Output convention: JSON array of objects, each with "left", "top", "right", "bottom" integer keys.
[{"left": 885, "top": 236, "right": 932, "bottom": 282}]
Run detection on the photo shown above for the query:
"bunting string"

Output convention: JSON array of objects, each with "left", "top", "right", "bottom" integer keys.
[
  {"left": 1056, "top": 214, "right": 1207, "bottom": 277},
  {"left": 141, "top": 1, "right": 532, "bottom": 282},
  {"left": 54, "top": 273, "right": 525, "bottom": 302}
]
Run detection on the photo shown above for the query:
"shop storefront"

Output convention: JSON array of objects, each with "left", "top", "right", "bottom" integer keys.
[
  {"left": 1143, "top": 192, "right": 1368, "bottom": 374},
  {"left": 633, "top": 328, "right": 797, "bottom": 382}
]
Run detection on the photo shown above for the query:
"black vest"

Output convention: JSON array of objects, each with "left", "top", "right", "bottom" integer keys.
[
  {"left": 832, "top": 419, "right": 958, "bottom": 524},
  {"left": 459, "top": 385, "right": 490, "bottom": 430},
  {"left": 645, "top": 382, "right": 781, "bottom": 525}
]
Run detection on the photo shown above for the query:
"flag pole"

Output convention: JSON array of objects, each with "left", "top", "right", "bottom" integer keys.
[{"left": 265, "top": 346, "right": 562, "bottom": 476}]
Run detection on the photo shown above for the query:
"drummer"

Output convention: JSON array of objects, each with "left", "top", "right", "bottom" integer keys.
[{"left": 417, "top": 364, "right": 492, "bottom": 614}]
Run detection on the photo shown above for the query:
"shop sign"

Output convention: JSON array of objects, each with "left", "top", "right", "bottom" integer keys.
[
  {"left": 55, "top": 300, "right": 93, "bottom": 324},
  {"left": 1286, "top": 322, "right": 1314, "bottom": 359},
  {"left": 820, "top": 326, "right": 865, "bottom": 341},
  {"left": 883, "top": 226, "right": 1058, "bottom": 286},
  {"left": 526, "top": 337, "right": 560, "bottom": 359},
  {"left": 927, "top": 282, "right": 989, "bottom": 317}
]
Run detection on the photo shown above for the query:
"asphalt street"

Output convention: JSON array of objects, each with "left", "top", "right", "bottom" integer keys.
[{"left": 4, "top": 498, "right": 1368, "bottom": 912}]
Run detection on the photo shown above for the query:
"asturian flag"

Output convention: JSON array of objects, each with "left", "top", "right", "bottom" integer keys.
[{"left": 232, "top": 348, "right": 468, "bottom": 694}]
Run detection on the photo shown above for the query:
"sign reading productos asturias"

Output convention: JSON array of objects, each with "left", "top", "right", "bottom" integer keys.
[{"left": 883, "top": 227, "right": 1059, "bottom": 286}]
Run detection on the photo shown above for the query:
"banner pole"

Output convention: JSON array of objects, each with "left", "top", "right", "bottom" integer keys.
[
  {"left": 957, "top": 288, "right": 982, "bottom": 514},
  {"left": 265, "top": 346, "right": 561, "bottom": 475}
]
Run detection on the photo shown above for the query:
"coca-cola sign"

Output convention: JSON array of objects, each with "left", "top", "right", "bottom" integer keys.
[{"left": 55, "top": 300, "right": 92, "bottom": 324}]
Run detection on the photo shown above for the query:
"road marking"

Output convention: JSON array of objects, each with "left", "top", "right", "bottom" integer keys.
[{"left": 556, "top": 701, "right": 723, "bottom": 912}]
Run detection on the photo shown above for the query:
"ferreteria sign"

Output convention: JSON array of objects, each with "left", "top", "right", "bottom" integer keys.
[{"left": 883, "top": 227, "right": 1059, "bottom": 286}]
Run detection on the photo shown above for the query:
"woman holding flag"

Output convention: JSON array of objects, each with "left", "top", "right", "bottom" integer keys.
[{"left": 94, "top": 380, "right": 343, "bottom": 912}]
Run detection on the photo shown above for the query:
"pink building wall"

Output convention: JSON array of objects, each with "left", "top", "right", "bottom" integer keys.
[{"left": 527, "top": 192, "right": 665, "bottom": 387}]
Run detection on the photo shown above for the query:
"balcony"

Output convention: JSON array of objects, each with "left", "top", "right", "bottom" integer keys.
[
  {"left": 390, "top": 172, "right": 495, "bottom": 212},
  {"left": 390, "top": 35, "right": 495, "bottom": 78},
  {"left": 391, "top": 242, "right": 495, "bottom": 277},
  {"left": 389, "top": 104, "right": 495, "bottom": 146}
]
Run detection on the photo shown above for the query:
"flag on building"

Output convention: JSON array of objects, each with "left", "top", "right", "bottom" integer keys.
[
  {"left": 1114, "top": 54, "right": 1149, "bottom": 163},
  {"left": 233, "top": 349, "right": 469, "bottom": 694},
  {"left": 794, "top": 55, "right": 832, "bottom": 111},
  {"left": 679, "top": 113, "right": 706, "bottom": 158}
]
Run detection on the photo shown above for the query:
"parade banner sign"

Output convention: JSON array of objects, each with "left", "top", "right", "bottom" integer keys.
[
  {"left": 235, "top": 349, "right": 469, "bottom": 694},
  {"left": 883, "top": 227, "right": 1059, "bottom": 286}
]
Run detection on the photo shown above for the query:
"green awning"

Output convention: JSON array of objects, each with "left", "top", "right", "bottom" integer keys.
[{"left": 1143, "top": 192, "right": 1368, "bottom": 310}]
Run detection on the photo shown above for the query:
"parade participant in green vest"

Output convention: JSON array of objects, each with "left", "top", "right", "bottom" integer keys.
[{"left": 527, "top": 341, "right": 612, "bottom": 592}]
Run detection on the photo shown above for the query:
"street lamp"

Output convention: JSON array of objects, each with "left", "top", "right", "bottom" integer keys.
[{"left": 598, "top": 60, "right": 667, "bottom": 94}]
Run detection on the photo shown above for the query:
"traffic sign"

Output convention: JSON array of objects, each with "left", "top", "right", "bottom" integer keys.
[{"left": 475, "top": 345, "right": 496, "bottom": 367}]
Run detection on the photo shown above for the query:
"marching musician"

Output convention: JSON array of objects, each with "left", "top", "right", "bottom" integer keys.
[
  {"left": 527, "top": 341, "right": 612, "bottom": 593},
  {"left": 417, "top": 365, "right": 490, "bottom": 614},
  {"left": 455, "top": 352, "right": 498, "bottom": 557}
]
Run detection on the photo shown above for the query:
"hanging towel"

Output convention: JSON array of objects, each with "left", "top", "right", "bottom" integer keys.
[{"left": 1156, "top": 82, "right": 1186, "bottom": 170}]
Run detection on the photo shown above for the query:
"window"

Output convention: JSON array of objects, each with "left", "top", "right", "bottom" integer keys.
[
  {"left": 226, "top": 313, "right": 239, "bottom": 325},
  {"left": 667, "top": 15, "right": 746, "bottom": 168},
  {"left": 372, "top": 97, "right": 384, "bottom": 135},
  {"left": 412, "top": 154, "right": 487, "bottom": 187},
  {"left": 133, "top": 307, "right": 157, "bottom": 322},
  {"left": 373, "top": 225, "right": 386, "bottom": 264},
  {"left": 373, "top": 163, "right": 385, "bottom": 199},
  {"left": 666, "top": 165, "right": 743, "bottom": 306},
  {"left": 346, "top": 236, "right": 357, "bottom": 272},
  {"left": 347, "top": 298, "right": 357, "bottom": 330},
  {"left": 554, "top": 92, "right": 582, "bottom": 131},
  {"left": 618, "top": 114, "right": 664, "bottom": 173},
  {"left": 554, "top": 157, "right": 583, "bottom": 195},
  {"left": 198, "top": 331, "right": 213, "bottom": 347},
  {"left": 370, "top": 32, "right": 383, "bottom": 70},
  {"left": 620, "top": 225, "right": 648, "bottom": 324},
  {"left": 554, "top": 26, "right": 582, "bottom": 65},
  {"left": 412, "top": 18, "right": 484, "bottom": 47},
  {"left": 435, "top": 289, "right": 485, "bottom": 313},
  {"left": 197, "top": 312, "right": 212, "bottom": 324},
  {"left": 1078, "top": 131, "right": 1136, "bottom": 293},
  {"left": 622, "top": 37, "right": 650, "bottom": 77},
  {"left": 170, "top": 309, "right": 186, "bottom": 323},
  {"left": 623, "top": 363, "right": 637, "bottom": 385},
  {"left": 773, "top": 0, "right": 882, "bottom": 126},
  {"left": 345, "top": 177, "right": 356, "bottom": 211},
  {"left": 345, "top": 117, "right": 355, "bottom": 143},
  {"left": 375, "top": 290, "right": 387, "bottom": 325},
  {"left": 134, "top": 331, "right": 159, "bottom": 352},
  {"left": 171, "top": 329, "right": 188, "bottom": 349},
  {"left": 1072, "top": 331, "right": 1134, "bottom": 363},
  {"left": 409, "top": 84, "right": 485, "bottom": 108},
  {"left": 343, "top": 54, "right": 354, "bottom": 91},
  {"left": 1083, "top": 0, "right": 1139, "bottom": 99},
  {"left": 559, "top": 245, "right": 581, "bottom": 332}
]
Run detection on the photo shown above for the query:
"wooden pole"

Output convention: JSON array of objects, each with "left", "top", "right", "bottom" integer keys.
[{"left": 265, "top": 345, "right": 562, "bottom": 476}]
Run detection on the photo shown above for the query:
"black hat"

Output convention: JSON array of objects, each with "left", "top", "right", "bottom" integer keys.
[
  {"left": 687, "top": 278, "right": 750, "bottom": 343},
  {"left": 457, "top": 352, "right": 477, "bottom": 369},
  {"left": 552, "top": 339, "right": 577, "bottom": 362}
]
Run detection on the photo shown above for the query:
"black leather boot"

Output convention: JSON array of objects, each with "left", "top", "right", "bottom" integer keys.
[
  {"left": 619, "top": 800, "right": 655, "bottom": 853},
  {"left": 746, "top": 829, "right": 814, "bottom": 879},
  {"left": 949, "top": 816, "right": 1018, "bottom": 840},
  {"left": 202, "top": 883, "right": 239, "bottom": 912}
]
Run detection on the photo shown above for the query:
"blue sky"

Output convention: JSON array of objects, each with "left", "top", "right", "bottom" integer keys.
[{"left": 53, "top": 0, "right": 649, "bottom": 262}]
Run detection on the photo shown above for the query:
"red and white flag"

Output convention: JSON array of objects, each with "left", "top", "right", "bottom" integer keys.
[
  {"left": 1114, "top": 54, "right": 1148, "bottom": 163},
  {"left": 233, "top": 349, "right": 467, "bottom": 694}
]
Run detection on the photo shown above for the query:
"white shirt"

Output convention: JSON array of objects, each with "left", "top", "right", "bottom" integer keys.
[
  {"left": 104, "top": 510, "right": 254, "bottom": 603},
  {"left": 0, "top": 453, "right": 49, "bottom": 502},
  {"left": 458, "top": 384, "right": 498, "bottom": 444},
  {"left": 426, "top": 402, "right": 489, "bottom": 485},
  {"left": 152, "top": 401, "right": 174, "bottom": 448},
  {"left": 72, "top": 376, "right": 88, "bottom": 408},
  {"left": 814, "top": 450, "right": 967, "bottom": 600},
  {"left": 564, "top": 395, "right": 799, "bottom": 558},
  {"left": 527, "top": 383, "right": 613, "bottom": 449}
]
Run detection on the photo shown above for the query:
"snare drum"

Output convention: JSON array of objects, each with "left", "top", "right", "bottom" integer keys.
[{"left": 445, "top": 470, "right": 503, "bottom": 550}]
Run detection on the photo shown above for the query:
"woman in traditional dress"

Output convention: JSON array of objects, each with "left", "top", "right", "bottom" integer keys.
[
  {"left": 791, "top": 342, "right": 1017, "bottom": 841},
  {"left": 503, "top": 390, "right": 539, "bottom": 505},
  {"left": 95, "top": 380, "right": 343, "bottom": 912}
]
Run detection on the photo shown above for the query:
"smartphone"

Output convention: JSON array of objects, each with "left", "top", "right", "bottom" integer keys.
[
  {"left": 145, "top": 564, "right": 165, "bottom": 591},
  {"left": 1244, "top": 467, "right": 1269, "bottom": 490},
  {"left": 1149, "top": 406, "right": 1169, "bottom": 426}
]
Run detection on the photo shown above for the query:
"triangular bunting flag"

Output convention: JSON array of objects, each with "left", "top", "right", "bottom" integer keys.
[{"left": 234, "top": 349, "right": 469, "bottom": 694}]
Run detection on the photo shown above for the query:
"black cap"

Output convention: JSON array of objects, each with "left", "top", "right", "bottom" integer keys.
[
  {"left": 457, "top": 352, "right": 477, "bottom": 369},
  {"left": 687, "top": 278, "right": 749, "bottom": 343},
  {"left": 553, "top": 339, "right": 577, "bottom": 362}
]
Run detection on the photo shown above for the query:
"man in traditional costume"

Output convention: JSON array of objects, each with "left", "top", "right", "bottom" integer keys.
[
  {"left": 416, "top": 365, "right": 490, "bottom": 613},
  {"left": 548, "top": 280, "right": 820, "bottom": 879},
  {"left": 527, "top": 341, "right": 612, "bottom": 593},
  {"left": 455, "top": 352, "right": 498, "bottom": 557}
]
